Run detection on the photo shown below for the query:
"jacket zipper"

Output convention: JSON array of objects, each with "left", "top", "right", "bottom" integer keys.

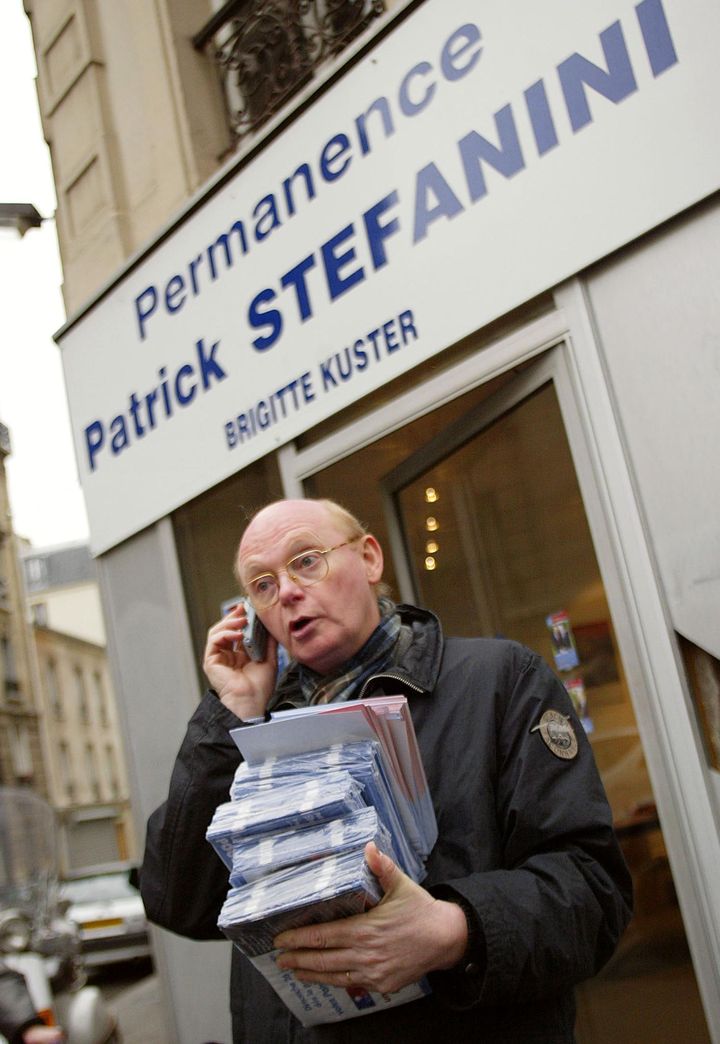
[{"left": 358, "top": 670, "right": 427, "bottom": 701}]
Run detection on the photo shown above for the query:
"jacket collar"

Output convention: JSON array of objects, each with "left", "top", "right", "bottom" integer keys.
[{"left": 270, "top": 603, "right": 443, "bottom": 710}]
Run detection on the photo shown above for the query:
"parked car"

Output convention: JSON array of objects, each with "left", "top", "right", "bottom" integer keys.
[{"left": 59, "top": 866, "right": 151, "bottom": 969}]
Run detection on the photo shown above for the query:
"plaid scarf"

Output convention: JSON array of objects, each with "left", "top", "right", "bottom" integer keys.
[{"left": 298, "top": 597, "right": 401, "bottom": 705}]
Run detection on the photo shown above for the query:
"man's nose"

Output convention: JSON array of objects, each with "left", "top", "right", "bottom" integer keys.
[{"left": 276, "top": 570, "right": 303, "bottom": 602}]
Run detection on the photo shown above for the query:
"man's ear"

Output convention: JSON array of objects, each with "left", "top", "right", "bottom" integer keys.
[{"left": 361, "top": 534, "right": 384, "bottom": 584}]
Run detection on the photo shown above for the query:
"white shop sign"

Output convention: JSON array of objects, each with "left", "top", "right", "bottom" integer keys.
[{"left": 57, "top": 0, "right": 720, "bottom": 553}]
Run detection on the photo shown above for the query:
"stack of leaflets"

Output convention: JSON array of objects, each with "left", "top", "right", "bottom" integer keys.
[
  {"left": 207, "top": 770, "right": 366, "bottom": 861},
  {"left": 223, "top": 807, "right": 397, "bottom": 887},
  {"left": 227, "top": 740, "right": 423, "bottom": 880},
  {"left": 207, "top": 696, "right": 436, "bottom": 1027},
  {"left": 218, "top": 847, "right": 383, "bottom": 953}
]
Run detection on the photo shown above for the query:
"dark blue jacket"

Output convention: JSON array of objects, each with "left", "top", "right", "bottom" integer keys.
[{"left": 141, "top": 605, "right": 632, "bottom": 1042}]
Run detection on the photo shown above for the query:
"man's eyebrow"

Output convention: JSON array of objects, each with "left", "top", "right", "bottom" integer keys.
[{"left": 243, "top": 534, "right": 323, "bottom": 577}]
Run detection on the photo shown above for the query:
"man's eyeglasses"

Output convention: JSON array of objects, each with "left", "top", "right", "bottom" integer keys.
[{"left": 244, "top": 539, "right": 359, "bottom": 609}]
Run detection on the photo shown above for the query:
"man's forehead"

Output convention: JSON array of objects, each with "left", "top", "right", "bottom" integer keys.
[
  {"left": 240, "top": 526, "right": 321, "bottom": 569},
  {"left": 237, "top": 503, "right": 343, "bottom": 575}
]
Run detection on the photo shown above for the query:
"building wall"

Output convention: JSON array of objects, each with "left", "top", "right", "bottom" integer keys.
[
  {"left": 97, "top": 521, "right": 231, "bottom": 1043},
  {"left": 27, "top": 580, "right": 106, "bottom": 646},
  {"left": 24, "top": 0, "right": 400, "bottom": 315},
  {"left": 584, "top": 198, "right": 720, "bottom": 664},
  {"left": 32, "top": 624, "right": 135, "bottom": 871},
  {"left": 0, "top": 427, "right": 47, "bottom": 794},
  {"left": 23, "top": 0, "right": 228, "bottom": 314},
  {"left": 583, "top": 197, "right": 720, "bottom": 824},
  {"left": 19, "top": 540, "right": 137, "bottom": 869}
]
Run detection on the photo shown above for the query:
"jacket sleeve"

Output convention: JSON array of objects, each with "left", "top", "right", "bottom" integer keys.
[
  {"left": 0, "top": 962, "right": 43, "bottom": 1044},
  {"left": 428, "top": 646, "right": 633, "bottom": 1007},
  {"left": 139, "top": 690, "right": 245, "bottom": 940}
]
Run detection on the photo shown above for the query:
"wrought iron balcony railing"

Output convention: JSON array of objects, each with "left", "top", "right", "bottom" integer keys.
[{"left": 194, "top": 0, "right": 386, "bottom": 146}]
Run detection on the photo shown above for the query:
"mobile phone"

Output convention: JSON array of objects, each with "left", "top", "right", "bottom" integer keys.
[{"left": 241, "top": 598, "right": 268, "bottom": 662}]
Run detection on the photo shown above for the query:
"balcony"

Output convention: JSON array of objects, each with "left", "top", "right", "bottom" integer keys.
[{"left": 194, "top": 0, "right": 386, "bottom": 146}]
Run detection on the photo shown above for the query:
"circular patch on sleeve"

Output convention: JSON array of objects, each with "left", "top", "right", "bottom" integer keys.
[{"left": 536, "top": 710, "right": 578, "bottom": 760}]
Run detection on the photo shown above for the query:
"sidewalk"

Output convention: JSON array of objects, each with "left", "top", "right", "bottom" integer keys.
[{"left": 110, "top": 972, "right": 168, "bottom": 1044}]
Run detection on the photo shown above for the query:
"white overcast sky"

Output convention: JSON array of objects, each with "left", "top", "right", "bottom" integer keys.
[{"left": 0, "top": 2, "right": 89, "bottom": 548}]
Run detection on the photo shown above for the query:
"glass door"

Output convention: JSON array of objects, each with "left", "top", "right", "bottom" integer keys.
[{"left": 383, "top": 374, "right": 710, "bottom": 1042}]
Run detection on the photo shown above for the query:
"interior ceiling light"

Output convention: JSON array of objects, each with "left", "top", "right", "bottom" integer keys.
[
  {"left": 426, "top": 540, "right": 439, "bottom": 554},
  {"left": 424, "top": 487, "right": 439, "bottom": 503},
  {"left": 424, "top": 556, "right": 437, "bottom": 571},
  {"left": 425, "top": 516, "right": 439, "bottom": 532}
]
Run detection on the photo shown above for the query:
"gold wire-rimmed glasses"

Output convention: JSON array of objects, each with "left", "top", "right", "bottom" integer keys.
[{"left": 245, "top": 538, "right": 359, "bottom": 609}]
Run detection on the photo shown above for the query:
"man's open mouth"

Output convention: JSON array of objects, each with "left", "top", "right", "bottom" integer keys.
[{"left": 290, "top": 616, "right": 314, "bottom": 635}]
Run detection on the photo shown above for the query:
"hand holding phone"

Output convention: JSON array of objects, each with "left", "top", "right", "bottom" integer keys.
[{"left": 241, "top": 598, "right": 268, "bottom": 662}]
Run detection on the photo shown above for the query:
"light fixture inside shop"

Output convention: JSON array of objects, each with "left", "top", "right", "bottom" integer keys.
[
  {"left": 424, "top": 487, "right": 439, "bottom": 503},
  {"left": 424, "top": 556, "right": 437, "bottom": 571},
  {"left": 425, "top": 516, "right": 439, "bottom": 532},
  {"left": 426, "top": 540, "right": 439, "bottom": 554}
]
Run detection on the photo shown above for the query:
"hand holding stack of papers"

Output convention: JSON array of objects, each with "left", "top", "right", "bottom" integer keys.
[
  {"left": 218, "top": 846, "right": 383, "bottom": 955},
  {"left": 206, "top": 695, "right": 437, "bottom": 1026}
]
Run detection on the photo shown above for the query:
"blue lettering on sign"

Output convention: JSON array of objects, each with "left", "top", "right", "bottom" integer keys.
[
  {"left": 224, "top": 309, "right": 418, "bottom": 450},
  {"left": 558, "top": 21, "right": 638, "bottom": 133},
  {"left": 524, "top": 80, "right": 559, "bottom": 157},
  {"left": 88, "top": 2, "right": 680, "bottom": 475},
  {"left": 247, "top": 194, "right": 402, "bottom": 351},
  {"left": 128, "top": 1, "right": 678, "bottom": 342},
  {"left": 459, "top": 105, "right": 526, "bottom": 202},
  {"left": 130, "top": 21, "right": 484, "bottom": 343},
  {"left": 319, "top": 310, "right": 417, "bottom": 391},
  {"left": 84, "top": 339, "right": 227, "bottom": 471},
  {"left": 413, "top": 163, "right": 464, "bottom": 243},
  {"left": 224, "top": 370, "right": 317, "bottom": 448}
]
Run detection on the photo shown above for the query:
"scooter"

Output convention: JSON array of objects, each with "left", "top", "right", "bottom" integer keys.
[{"left": 0, "top": 788, "right": 119, "bottom": 1043}]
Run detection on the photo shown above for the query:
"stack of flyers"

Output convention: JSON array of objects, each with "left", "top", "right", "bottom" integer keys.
[
  {"left": 207, "top": 770, "right": 365, "bottom": 868},
  {"left": 218, "top": 848, "right": 382, "bottom": 955},
  {"left": 217, "top": 846, "right": 430, "bottom": 1028},
  {"left": 227, "top": 807, "right": 397, "bottom": 887},
  {"left": 230, "top": 696, "right": 438, "bottom": 862},
  {"left": 229, "top": 741, "right": 424, "bottom": 881},
  {"left": 208, "top": 695, "right": 437, "bottom": 1025}
]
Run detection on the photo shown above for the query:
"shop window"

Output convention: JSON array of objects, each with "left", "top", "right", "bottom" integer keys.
[
  {"left": 307, "top": 367, "right": 711, "bottom": 1041},
  {"left": 173, "top": 454, "right": 283, "bottom": 670},
  {"left": 305, "top": 373, "right": 514, "bottom": 600}
]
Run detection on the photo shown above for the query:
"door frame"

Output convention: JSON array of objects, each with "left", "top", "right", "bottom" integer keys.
[
  {"left": 277, "top": 284, "right": 720, "bottom": 1036},
  {"left": 378, "top": 353, "right": 565, "bottom": 608}
]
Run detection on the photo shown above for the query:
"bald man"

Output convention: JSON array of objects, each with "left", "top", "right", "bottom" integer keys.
[{"left": 141, "top": 498, "right": 632, "bottom": 1043}]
